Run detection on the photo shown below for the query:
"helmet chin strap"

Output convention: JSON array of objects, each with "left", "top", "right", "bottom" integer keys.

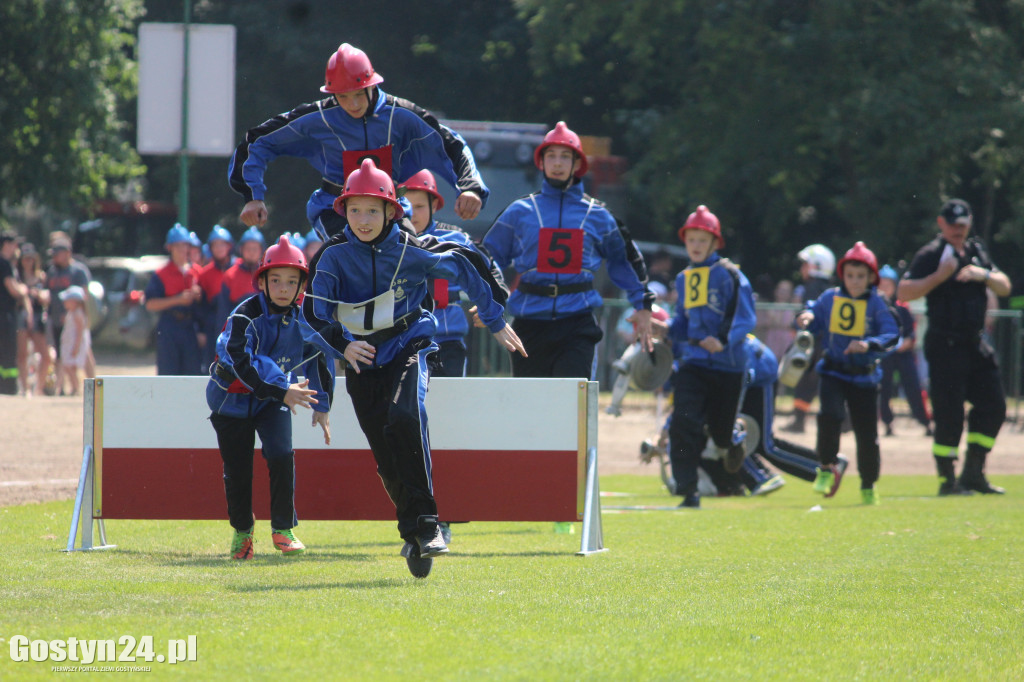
[{"left": 544, "top": 173, "right": 573, "bottom": 190}]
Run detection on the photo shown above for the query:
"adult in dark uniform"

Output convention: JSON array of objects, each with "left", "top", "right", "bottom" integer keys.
[
  {"left": 899, "top": 199, "right": 1012, "bottom": 495},
  {"left": 0, "top": 233, "right": 28, "bottom": 395}
]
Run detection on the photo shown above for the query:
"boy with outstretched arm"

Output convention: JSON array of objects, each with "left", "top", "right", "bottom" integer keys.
[
  {"left": 207, "top": 236, "right": 334, "bottom": 559},
  {"left": 301, "top": 159, "right": 525, "bottom": 578},
  {"left": 796, "top": 242, "right": 898, "bottom": 504}
]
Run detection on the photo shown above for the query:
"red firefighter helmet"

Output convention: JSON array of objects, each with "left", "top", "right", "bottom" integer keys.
[
  {"left": 534, "top": 121, "right": 589, "bottom": 177},
  {"left": 256, "top": 235, "right": 308, "bottom": 281},
  {"left": 837, "top": 241, "right": 880, "bottom": 284},
  {"left": 320, "top": 43, "right": 384, "bottom": 94},
  {"left": 333, "top": 158, "right": 404, "bottom": 221},
  {"left": 677, "top": 205, "right": 724, "bottom": 249},
  {"left": 398, "top": 169, "right": 445, "bottom": 210}
]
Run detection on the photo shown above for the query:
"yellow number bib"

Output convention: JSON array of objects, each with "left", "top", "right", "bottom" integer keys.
[
  {"left": 683, "top": 267, "right": 709, "bottom": 309},
  {"left": 828, "top": 297, "right": 867, "bottom": 337}
]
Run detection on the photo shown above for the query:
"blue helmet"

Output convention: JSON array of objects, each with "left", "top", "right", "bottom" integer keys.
[
  {"left": 188, "top": 231, "right": 202, "bottom": 247},
  {"left": 239, "top": 226, "right": 266, "bottom": 247},
  {"left": 201, "top": 243, "right": 212, "bottom": 261},
  {"left": 287, "top": 231, "right": 307, "bottom": 250},
  {"left": 878, "top": 264, "right": 899, "bottom": 282},
  {"left": 207, "top": 224, "right": 234, "bottom": 245},
  {"left": 165, "top": 223, "right": 192, "bottom": 246},
  {"left": 304, "top": 229, "right": 323, "bottom": 246}
]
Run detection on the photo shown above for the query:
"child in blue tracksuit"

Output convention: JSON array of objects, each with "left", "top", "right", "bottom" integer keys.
[
  {"left": 797, "top": 241, "right": 898, "bottom": 504},
  {"left": 399, "top": 169, "right": 503, "bottom": 377},
  {"left": 207, "top": 236, "right": 334, "bottom": 559},
  {"left": 301, "top": 159, "right": 525, "bottom": 574},
  {"left": 229, "top": 43, "right": 488, "bottom": 240},
  {"left": 482, "top": 121, "right": 654, "bottom": 380},
  {"left": 668, "top": 205, "right": 757, "bottom": 508}
]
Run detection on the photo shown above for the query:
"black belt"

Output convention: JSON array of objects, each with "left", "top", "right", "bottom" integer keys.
[
  {"left": 321, "top": 178, "right": 345, "bottom": 196},
  {"left": 517, "top": 280, "right": 593, "bottom": 298},
  {"left": 823, "top": 358, "right": 875, "bottom": 376},
  {"left": 354, "top": 310, "right": 421, "bottom": 346}
]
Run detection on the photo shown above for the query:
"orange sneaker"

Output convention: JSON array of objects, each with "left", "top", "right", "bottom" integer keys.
[{"left": 271, "top": 528, "right": 306, "bottom": 555}]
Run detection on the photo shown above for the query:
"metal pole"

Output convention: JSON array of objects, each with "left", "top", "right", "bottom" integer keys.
[{"left": 177, "top": 0, "right": 192, "bottom": 226}]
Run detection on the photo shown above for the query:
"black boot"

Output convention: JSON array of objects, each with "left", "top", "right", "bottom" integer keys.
[
  {"left": 959, "top": 447, "right": 1005, "bottom": 495},
  {"left": 935, "top": 455, "right": 971, "bottom": 496}
]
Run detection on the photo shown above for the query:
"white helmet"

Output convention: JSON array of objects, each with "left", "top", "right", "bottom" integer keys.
[{"left": 797, "top": 244, "right": 835, "bottom": 278}]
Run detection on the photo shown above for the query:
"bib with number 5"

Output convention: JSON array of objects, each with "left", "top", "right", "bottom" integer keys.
[
  {"left": 828, "top": 296, "right": 867, "bottom": 337},
  {"left": 333, "top": 289, "right": 397, "bottom": 335},
  {"left": 682, "top": 267, "right": 710, "bottom": 309}
]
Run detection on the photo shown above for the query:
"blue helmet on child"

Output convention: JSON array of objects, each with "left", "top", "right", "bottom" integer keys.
[
  {"left": 304, "top": 229, "right": 323, "bottom": 246},
  {"left": 239, "top": 226, "right": 266, "bottom": 247},
  {"left": 207, "top": 224, "right": 234, "bottom": 245},
  {"left": 288, "top": 231, "right": 307, "bottom": 251},
  {"left": 165, "top": 223, "right": 192, "bottom": 246},
  {"left": 188, "top": 231, "right": 202, "bottom": 247},
  {"left": 878, "top": 264, "right": 899, "bottom": 282}
]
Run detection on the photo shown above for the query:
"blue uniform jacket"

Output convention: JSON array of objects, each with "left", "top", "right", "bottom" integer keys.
[
  {"left": 301, "top": 222, "right": 509, "bottom": 368},
  {"left": 483, "top": 179, "right": 653, "bottom": 320},
  {"left": 206, "top": 292, "right": 335, "bottom": 419},
  {"left": 669, "top": 253, "right": 757, "bottom": 373},
  {"left": 804, "top": 286, "right": 899, "bottom": 386},
  {"left": 228, "top": 90, "right": 489, "bottom": 231},
  {"left": 421, "top": 220, "right": 504, "bottom": 343}
]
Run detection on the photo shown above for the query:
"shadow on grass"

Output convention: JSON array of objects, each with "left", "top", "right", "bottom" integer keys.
[{"left": 230, "top": 578, "right": 408, "bottom": 591}]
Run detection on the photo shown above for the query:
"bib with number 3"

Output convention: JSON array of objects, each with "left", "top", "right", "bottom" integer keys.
[
  {"left": 683, "top": 267, "right": 710, "bottom": 309},
  {"left": 334, "top": 289, "right": 396, "bottom": 335},
  {"left": 828, "top": 296, "right": 867, "bottom": 337}
]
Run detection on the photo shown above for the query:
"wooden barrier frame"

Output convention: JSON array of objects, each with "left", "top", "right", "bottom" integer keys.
[{"left": 67, "top": 376, "right": 606, "bottom": 555}]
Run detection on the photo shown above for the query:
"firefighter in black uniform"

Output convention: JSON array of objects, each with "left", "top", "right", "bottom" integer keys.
[{"left": 899, "top": 199, "right": 1012, "bottom": 495}]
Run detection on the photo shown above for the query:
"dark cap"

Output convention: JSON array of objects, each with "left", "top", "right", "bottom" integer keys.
[
  {"left": 940, "top": 199, "right": 972, "bottom": 225},
  {"left": 49, "top": 237, "right": 72, "bottom": 252},
  {"left": 0, "top": 231, "right": 18, "bottom": 245}
]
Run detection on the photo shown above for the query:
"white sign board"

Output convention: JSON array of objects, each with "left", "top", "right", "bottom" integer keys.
[{"left": 137, "top": 22, "right": 236, "bottom": 156}]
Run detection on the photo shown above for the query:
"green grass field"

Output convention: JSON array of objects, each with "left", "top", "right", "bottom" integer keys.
[{"left": 2, "top": 475, "right": 1022, "bottom": 681}]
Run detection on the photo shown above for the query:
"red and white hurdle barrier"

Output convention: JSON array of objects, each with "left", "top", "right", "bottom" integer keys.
[{"left": 66, "top": 376, "right": 606, "bottom": 555}]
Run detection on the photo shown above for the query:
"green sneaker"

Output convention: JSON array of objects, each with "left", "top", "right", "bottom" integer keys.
[
  {"left": 813, "top": 468, "right": 834, "bottom": 495},
  {"left": 861, "top": 488, "right": 880, "bottom": 506},
  {"left": 272, "top": 528, "right": 306, "bottom": 555},
  {"left": 230, "top": 526, "right": 254, "bottom": 560}
]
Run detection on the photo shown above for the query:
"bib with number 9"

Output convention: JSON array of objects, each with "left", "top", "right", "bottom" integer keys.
[
  {"left": 536, "top": 228, "right": 584, "bottom": 274},
  {"left": 828, "top": 296, "right": 867, "bottom": 337},
  {"left": 333, "top": 289, "right": 397, "bottom": 335},
  {"left": 683, "top": 267, "right": 710, "bottom": 309}
]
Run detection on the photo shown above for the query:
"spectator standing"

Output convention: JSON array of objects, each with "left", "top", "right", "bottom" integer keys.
[
  {"left": 44, "top": 236, "right": 90, "bottom": 393},
  {"left": 15, "top": 243, "right": 51, "bottom": 396},
  {"left": 1, "top": 233, "right": 28, "bottom": 395}
]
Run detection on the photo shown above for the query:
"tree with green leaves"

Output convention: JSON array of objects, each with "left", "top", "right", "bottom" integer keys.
[
  {"left": 0, "top": 0, "right": 145, "bottom": 215},
  {"left": 517, "top": 0, "right": 1024, "bottom": 283}
]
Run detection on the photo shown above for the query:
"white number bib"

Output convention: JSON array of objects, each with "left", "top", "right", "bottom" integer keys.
[{"left": 333, "top": 289, "right": 396, "bottom": 335}]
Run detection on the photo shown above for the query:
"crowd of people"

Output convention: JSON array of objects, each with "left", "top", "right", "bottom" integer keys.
[
  {"left": 0, "top": 231, "right": 97, "bottom": 397},
  {"left": 1, "top": 42, "right": 1012, "bottom": 572}
]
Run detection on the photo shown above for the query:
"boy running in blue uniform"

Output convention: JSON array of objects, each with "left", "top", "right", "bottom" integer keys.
[
  {"left": 796, "top": 242, "right": 898, "bottom": 504},
  {"left": 301, "top": 159, "right": 525, "bottom": 577},
  {"left": 668, "top": 205, "right": 757, "bottom": 508},
  {"left": 207, "top": 236, "right": 334, "bottom": 559},
  {"left": 229, "top": 43, "right": 487, "bottom": 239}
]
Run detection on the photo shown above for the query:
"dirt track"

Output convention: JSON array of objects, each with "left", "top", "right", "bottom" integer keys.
[{"left": 2, "top": 350, "right": 1020, "bottom": 507}]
